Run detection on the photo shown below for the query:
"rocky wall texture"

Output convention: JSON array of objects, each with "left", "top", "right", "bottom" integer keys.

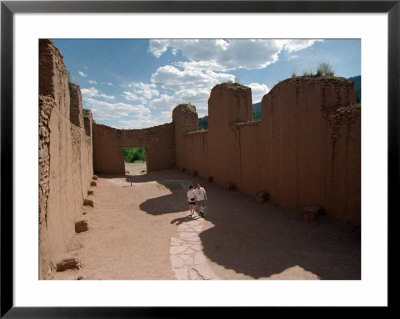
[
  {"left": 175, "top": 78, "right": 361, "bottom": 224},
  {"left": 39, "top": 39, "right": 93, "bottom": 279}
]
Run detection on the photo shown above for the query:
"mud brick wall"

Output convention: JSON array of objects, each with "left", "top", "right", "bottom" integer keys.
[
  {"left": 83, "top": 111, "right": 93, "bottom": 137},
  {"left": 175, "top": 79, "right": 360, "bottom": 224},
  {"left": 39, "top": 39, "right": 94, "bottom": 279},
  {"left": 69, "top": 83, "right": 84, "bottom": 128},
  {"left": 172, "top": 104, "right": 199, "bottom": 171},
  {"left": 92, "top": 122, "right": 175, "bottom": 174}
]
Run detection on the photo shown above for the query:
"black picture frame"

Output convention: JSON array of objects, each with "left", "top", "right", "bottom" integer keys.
[{"left": 1, "top": 0, "right": 396, "bottom": 317}]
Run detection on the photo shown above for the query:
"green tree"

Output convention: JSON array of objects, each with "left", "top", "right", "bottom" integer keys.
[
  {"left": 124, "top": 148, "right": 146, "bottom": 163},
  {"left": 198, "top": 115, "right": 208, "bottom": 130}
]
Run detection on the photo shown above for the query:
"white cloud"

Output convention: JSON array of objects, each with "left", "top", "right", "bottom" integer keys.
[
  {"left": 115, "top": 110, "right": 173, "bottom": 129},
  {"left": 83, "top": 97, "right": 151, "bottom": 124},
  {"left": 151, "top": 65, "right": 234, "bottom": 92},
  {"left": 283, "top": 39, "right": 323, "bottom": 53},
  {"left": 81, "top": 87, "right": 115, "bottom": 100},
  {"left": 247, "top": 83, "right": 270, "bottom": 103},
  {"left": 107, "top": 82, "right": 113, "bottom": 86},
  {"left": 149, "top": 39, "right": 321, "bottom": 71},
  {"left": 149, "top": 61, "right": 234, "bottom": 115},
  {"left": 126, "top": 82, "right": 159, "bottom": 99},
  {"left": 78, "top": 71, "right": 87, "bottom": 77},
  {"left": 122, "top": 91, "right": 141, "bottom": 102},
  {"left": 88, "top": 80, "right": 97, "bottom": 84},
  {"left": 122, "top": 82, "right": 159, "bottom": 104}
]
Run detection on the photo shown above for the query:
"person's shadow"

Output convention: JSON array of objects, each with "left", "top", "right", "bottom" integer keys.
[{"left": 170, "top": 214, "right": 202, "bottom": 226}]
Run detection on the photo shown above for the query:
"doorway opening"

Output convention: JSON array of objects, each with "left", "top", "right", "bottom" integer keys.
[{"left": 124, "top": 147, "right": 147, "bottom": 176}]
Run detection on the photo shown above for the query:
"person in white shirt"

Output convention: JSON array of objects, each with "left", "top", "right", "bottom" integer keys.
[
  {"left": 186, "top": 185, "right": 196, "bottom": 217},
  {"left": 194, "top": 184, "right": 207, "bottom": 218}
]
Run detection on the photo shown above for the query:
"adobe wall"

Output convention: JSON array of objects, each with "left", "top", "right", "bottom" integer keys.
[
  {"left": 174, "top": 78, "right": 361, "bottom": 224},
  {"left": 92, "top": 122, "right": 175, "bottom": 174},
  {"left": 39, "top": 39, "right": 93, "bottom": 279}
]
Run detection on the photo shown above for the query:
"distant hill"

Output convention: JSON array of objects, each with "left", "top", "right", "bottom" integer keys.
[
  {"left": 198, "top": 75, "right": 361, "bottom": 129},
  {"left": 253, "top": 102, "right": 262, "bottom": 113},
  {"left": 348, "top": 75, "right": 361, "bottom": 104},
  {"left": 348, "top": 75, "right": 361, "bottom": 90}
]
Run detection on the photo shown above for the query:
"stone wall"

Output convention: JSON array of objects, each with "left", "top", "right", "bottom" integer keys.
[
  {"left": 39, "top": 39, "right": 93, "bottom": 279},
  {"left": 174, "top": 79, "right": 361, "bottom": 224},
  {"left": 92, "top": 122, "right": 175, "bottom": 174}
]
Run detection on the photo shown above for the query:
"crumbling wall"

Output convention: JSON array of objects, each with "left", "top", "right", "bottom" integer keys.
[
  {"left": 174, "top": 78, "right": 361, "bottom": 224},
  {"left": 172, "top": 104, "right": 199, "bottom": 173},
  {"left": 39, "top": 39, "right": 93, "bottom": 279},
  {"left": 92, "top": 122, "right": 175, "bottom": 174}
]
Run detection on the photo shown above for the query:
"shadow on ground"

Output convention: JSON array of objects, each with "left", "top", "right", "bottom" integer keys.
[
  {"left": 99, "top": 169, "right": 361, "bottom": 280},
  {"left": 199, "top": 187, "right": 361, "bottom": 280},
  {"left": 99, "top": 171, "right": 193, "bottom": 216},
  {"left": 139, "top": 190, "right": 188, "bottom": 216}
]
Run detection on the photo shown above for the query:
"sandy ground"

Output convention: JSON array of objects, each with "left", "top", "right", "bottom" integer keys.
[{"left": 50, "top": 163, "right": 361, "bottom": 280}]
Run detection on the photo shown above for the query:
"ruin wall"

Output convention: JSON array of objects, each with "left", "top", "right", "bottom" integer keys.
[
  {"left": 174, "top": 79, "right": 361, "bottom": 224},
  {"left": 39, "top": 39, "right": 93, "bottom": 279},
  {"left": 92, "top": 122, "right": 175, "bottom": 174}
]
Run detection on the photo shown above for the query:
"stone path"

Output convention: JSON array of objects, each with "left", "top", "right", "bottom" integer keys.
[{"left": 170, "top": 214, "right": 218, "bottom": 280}]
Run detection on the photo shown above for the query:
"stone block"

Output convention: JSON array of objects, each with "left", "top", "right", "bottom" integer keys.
[
  {"left": 56, "top": 257, "right": 80, "bottom": 272},
  {"left": 75, "top": 220, "right": 88, "bottom": 233},
  {"left": 83, "top": 199, "right": 94, "bottom": 207},
  {"left": 87, "top": 190, "right": 94, "bottom": 195},
  {"left": 90, "top": 181, "right": 97, "bottom": 187}
]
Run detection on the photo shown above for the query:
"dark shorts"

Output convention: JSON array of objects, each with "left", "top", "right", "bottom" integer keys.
[
  {"left": 197, "top": 200, "right": 205, "bottom": 207},
  {"left": 189, "top": 201, "right": 196, "bottom": 205}
]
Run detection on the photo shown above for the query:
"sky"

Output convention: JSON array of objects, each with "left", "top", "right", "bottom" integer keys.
[{"left": 52, "top": 39, "right": 361, "bottom": 129}]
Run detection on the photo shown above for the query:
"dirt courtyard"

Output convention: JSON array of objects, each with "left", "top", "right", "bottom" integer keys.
[{"left": 50, "top": 163, "right": 361, "bottom": 280}]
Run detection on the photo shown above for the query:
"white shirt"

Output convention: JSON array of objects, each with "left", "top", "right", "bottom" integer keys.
[
  {"left": 194, "top": 187, "right": 206, "bottom": 201},
  {"left": 187, "top": 189, "right": 195, "bottom": 202}
]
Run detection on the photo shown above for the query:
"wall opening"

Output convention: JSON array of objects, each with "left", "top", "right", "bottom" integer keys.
[{"left": 124, "top": 147, "right": 147, "bottom": 176}]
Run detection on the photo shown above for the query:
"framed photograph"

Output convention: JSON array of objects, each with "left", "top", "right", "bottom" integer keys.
[{"left": 1, "top": 0, "right": 396, "bottom": 316}]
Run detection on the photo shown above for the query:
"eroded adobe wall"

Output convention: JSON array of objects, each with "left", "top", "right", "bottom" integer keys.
[
  {"left": 173, "top": 104, "right": 199, "bottom": 172},
  {"left": 260, "top": 77, "right": 360, "bottom": 223},
  {"left": 174, "top": 78, "right": 361, "bottom": 224},
  {"left": 92, "top": 122, "right": 175, "bottom": 174},
  {"left": 39, "top": 39, "right": 93, "bottom": 279}
]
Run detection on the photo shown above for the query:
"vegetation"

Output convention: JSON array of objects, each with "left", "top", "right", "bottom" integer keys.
[
  {"left": 253, "top": 112, "right": 262, "bottom": 121},
  {"left": 222, "top": 77, "right": 242, "bottom": 86},
  {"left": 124, "top": 148, "right": 146, "bottom": 163},
  {"left": 198, "top": 115, "right": 209, "bottom": 130},
  {"left": 185, "top": 102, "right": 196, "bottom": 113},
  {"left": 317, "top": 62, "right": 335, "bottom": 76},
  {"left": 300, "top": 62, "right": 335, "bottom": 78},
  {"left": 156, "top": 183, "right": 182, "bottom": 191}
]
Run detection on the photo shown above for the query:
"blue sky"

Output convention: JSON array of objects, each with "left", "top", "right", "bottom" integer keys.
[{"left": 52, "top": 39, "right": 360, "bottom": 129}]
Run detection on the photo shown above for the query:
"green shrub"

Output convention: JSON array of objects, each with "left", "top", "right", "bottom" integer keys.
[
  {"left": 318, "top": 62, "right": 335, "bottom": 76},
  {"left": 124, "top": 148, "right": 146, "bottom": 163}
]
